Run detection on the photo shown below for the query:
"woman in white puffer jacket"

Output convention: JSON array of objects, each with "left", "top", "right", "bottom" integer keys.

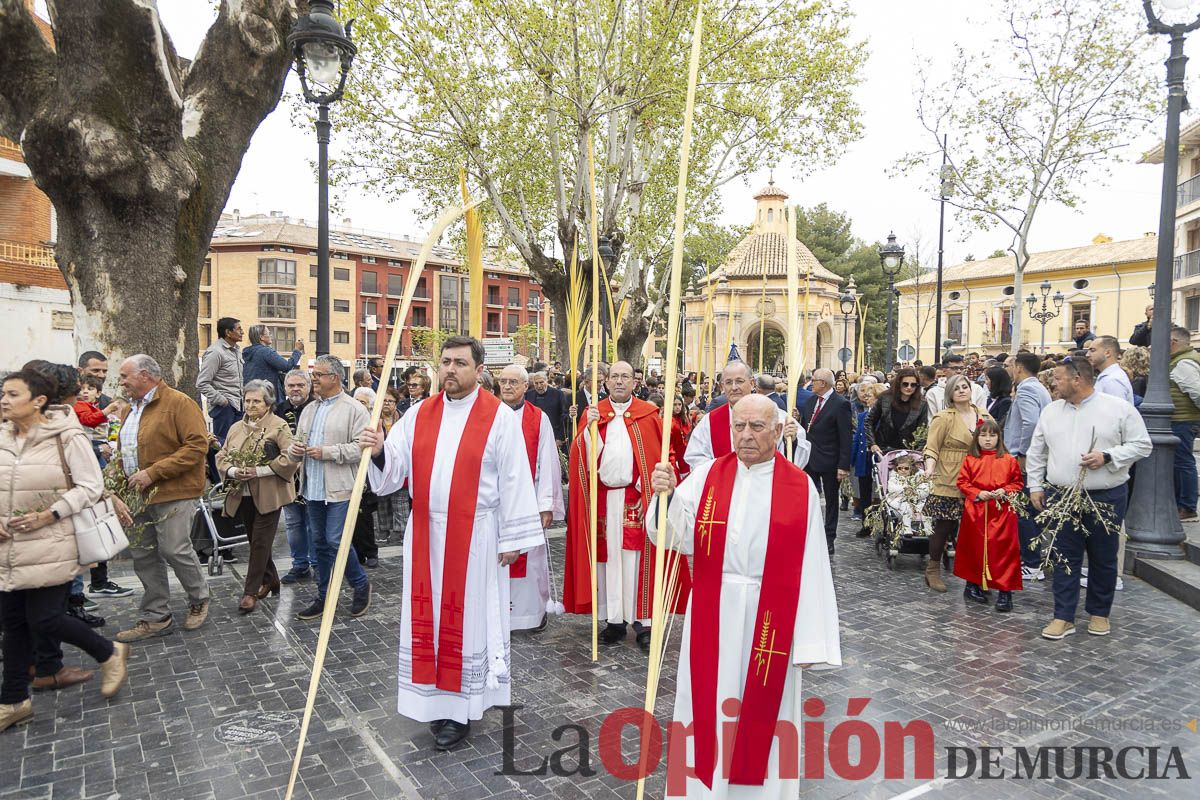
[{"left": 0, "top": 368, "right": 130, "bottom": 732}]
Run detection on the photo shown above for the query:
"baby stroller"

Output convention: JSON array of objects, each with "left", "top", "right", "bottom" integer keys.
[
  {"left": 872, "top": 450, "right": 953, "bottom": 571},
  {"left": 190, "top": 483, "right": 249, "bottom": 576}
]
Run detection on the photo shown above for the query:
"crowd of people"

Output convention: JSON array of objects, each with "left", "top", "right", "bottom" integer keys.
[{"left": 1, "top": 311, "right": 1191, "bottom": 796}]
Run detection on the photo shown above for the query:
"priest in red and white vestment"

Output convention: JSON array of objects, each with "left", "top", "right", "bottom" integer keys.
[
  {"left": 564, "top": 361, "right": 689, "bottom": 652},
  {"left": 359, "top": 337, "right": 544, "bottom": 751},
  {"left": 497, "top": 364, "right": 564, "bottom": 632},
  {"left": 685, "top": 361, "right": 810, "bottom": 472},
  {"left": 649, "top": 394, "right": 841, "bottom": 798}
]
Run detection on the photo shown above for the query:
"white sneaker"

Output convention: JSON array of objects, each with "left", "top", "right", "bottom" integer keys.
[
  {"left": 1079, "top": 575, "right": 1122, "bottom": 590},
  {"left": 1021, "top": 565, "right": 1045, "bottom": 582}
]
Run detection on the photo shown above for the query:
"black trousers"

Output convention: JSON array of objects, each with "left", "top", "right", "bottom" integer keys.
[
  {"left": 810, "top": 471, "right": 841, "bottom": 542},
  {"left": 856, "top": 474, "right": 874, "bottom": 511},
  {"left": 1, "top": 582, "right": 114, "bottom": 703},
  {"left": 353, "top": 507, "right": 379, "bottom": 561}
]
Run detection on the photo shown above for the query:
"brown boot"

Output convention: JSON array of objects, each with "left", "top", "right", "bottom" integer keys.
[{"left": 924, "top": 561, "right": 947, "bottom": 593}]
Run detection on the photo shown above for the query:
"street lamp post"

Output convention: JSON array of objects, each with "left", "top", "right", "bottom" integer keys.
[
  {"left": 288, "top": 0, "right": 356, "bottom": 357},
  {"left": 839, "top": 281, "right": 856, "bottom": 373},
  {"left": 1127, "top": 0, "right": 1200, "bottom": 559},
  {"left": 1025, "top": 280, "right": 1064, "bottom": 354},
  {"left": 878, "top": 232, "right": 905, "bottom": 367},
  {"left": 529, "top": 295, "right": 543, "bottom": 361}
]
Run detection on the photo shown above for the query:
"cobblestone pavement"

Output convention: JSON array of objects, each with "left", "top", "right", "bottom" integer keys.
[{"left": 2, "top": 512, "right": 1198, "bottom": 800}]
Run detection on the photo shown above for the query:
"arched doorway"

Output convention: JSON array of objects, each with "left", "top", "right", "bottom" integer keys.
[
  {"left": 745, "top": 323, "right": 787, "bottom": 375},
  {"left": 816, "top": 322, "right": 833, "bottom": 370}
]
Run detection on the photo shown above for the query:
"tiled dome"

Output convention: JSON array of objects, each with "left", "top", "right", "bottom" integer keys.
[{"left": 720, "top": 231, "right": 841, "bottom": 283}]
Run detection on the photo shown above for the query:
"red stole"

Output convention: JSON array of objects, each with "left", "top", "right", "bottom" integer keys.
[
  {"left": 690, "top": 452, "right": 810, "bottom": 788},
  {"left": 591, "top": 413, "right": 648, "bottom": 551},
  {"left": 563, "top": 397, "right": 689, "bottom": 617},
  {"left": 409, "top": 390, "right": 501, "bottom": 693},
  {"left": 510, "top": 403, "right": 542, "bottom": 579},
  {"left": 707, "top": 402, "right": 732, "bottom": 457}
]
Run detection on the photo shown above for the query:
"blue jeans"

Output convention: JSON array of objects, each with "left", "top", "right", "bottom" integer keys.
[
  {"left": 305, "top": 500, "right": 369, "bottom": 599},
  {"left": 1017, "top": 482, "right": 1041, "bottom": 568},
  {"left": 1050, "top": 484, "right": 1128, "bottom": 622},
  {"left": 284, "top": 502, "right": 316, "bottom": 572},
  {"left": 1171, "top": 421, "right": 1198, "bottom": 513}
]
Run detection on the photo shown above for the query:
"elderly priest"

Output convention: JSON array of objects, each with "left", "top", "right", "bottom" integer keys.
[{"left": 649, "top": 393, "right": 841, "bottom": 798}]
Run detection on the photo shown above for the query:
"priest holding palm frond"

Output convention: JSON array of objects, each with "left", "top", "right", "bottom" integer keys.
[{"left": 648, "top": 394, "right": 841, "bottom": 798}]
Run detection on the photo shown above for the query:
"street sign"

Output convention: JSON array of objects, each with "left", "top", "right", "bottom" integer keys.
[
  {"left": 837, "top": 346, "right": 853, "bottom": 364},
  {"left": 483, "top": 337, "right": 515, "bottom": 366},
  {"left": 897, "top": 343, "right": 916, "bottom": 362},
  {"left": 365, "top": 314, "right": 377, "bottom": 331}
]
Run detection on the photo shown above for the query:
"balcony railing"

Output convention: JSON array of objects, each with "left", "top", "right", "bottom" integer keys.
[
  {"left": 0, "top": 137, "right": 22, "bottom": 161},
  {"left": 1175, "top": 249, "right": 1200, "bottom": 279},
  {"left": 1179, "top": 174, "right": 1200, "bottom": 208},
  {"left": 0, "top": 239, "right": 55, "bottom": 268}
]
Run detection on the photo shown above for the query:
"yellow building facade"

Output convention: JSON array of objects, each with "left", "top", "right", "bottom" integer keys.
[
  {"left": 895, "top": 235, "right": 1157, "bottom": 364},
  {"left": 681, "top": 181, "right": 854, "bottom": 376},
  {"left": 200, "top": 244, "right": 360, "bottom": 365}
]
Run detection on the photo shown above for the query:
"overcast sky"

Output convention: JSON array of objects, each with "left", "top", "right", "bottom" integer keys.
[{"left": 151, "top": 0, "right": 1181, "bottom": 268}]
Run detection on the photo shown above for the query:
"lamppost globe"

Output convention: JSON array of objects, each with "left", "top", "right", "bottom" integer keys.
[
  {"left": 288, "top": 0, "right": 356, "bottom": 104},
  {"left": 1052, "top": 290, "right": 1065, "bottom": 311},
  {"left": 878, "top": 232, "right": 904, "bottom": 275},
  {"left": 839, "top": 292, "right": 856, "bottom": 316},
  {"left": 1151, "top": 0, "right": 1200, "bottom": 25}
]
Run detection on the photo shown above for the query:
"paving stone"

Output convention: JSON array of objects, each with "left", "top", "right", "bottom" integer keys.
[{"left": 1, "top": 516, "right": 1197, "bottom": 799}]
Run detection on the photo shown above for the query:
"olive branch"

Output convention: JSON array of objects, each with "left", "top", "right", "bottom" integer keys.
[
  {"left": 1028, "top": 435, "right": 1120, "bottom": 574},
  {"left": 102, "top": 454, "right": 159, "bottom": 549}
]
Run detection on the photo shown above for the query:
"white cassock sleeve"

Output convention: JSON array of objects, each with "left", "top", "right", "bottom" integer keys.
[
  {"left": 493, "top": 408, "right": 550, "bottom": 554},
  {"left": 367, "top": 405, "right": 416, "bottom": 495},
  {"left": 792, "top": 474, "right": 842, "bottom": 669},
  {"left": 683, "top": 412, "right": 714, "bottom": 472},
  {"left": 535, "top": 411, "right": 565, "bottom": 519},
  {"left": 645, "top": 459, "right": 714, "bottom": 557},
  {"left": 779, "top": 407, "right": 811, "bottom": 469}
]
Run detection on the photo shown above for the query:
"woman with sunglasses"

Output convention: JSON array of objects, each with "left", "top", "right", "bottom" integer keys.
[{"left": 866, "top": 367, "right": 929, "bottom": 456}]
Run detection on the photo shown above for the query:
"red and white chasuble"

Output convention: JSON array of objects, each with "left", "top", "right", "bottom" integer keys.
[
  {"left": 509, "top": 401, "right": 565, "bottom": 629},
  {"left": 368, "top": 387, "right": 544, "bottom": 724},
  {"left": 564, "top": 396, "right": 690, "bottom": 621},
  {"left": 648, "top": 452, "right": 841, "bottom": 799}
]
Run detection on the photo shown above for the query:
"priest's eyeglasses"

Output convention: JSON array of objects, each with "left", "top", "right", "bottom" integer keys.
[
  {"left": 722, "top": 377, "right": 750, "bottom": 389},
  {"left": 732, "top": 420, "right": 769, "bottom": 432},
  {"left": 497, "top": 378, "right": 523, "bottom": 387}
]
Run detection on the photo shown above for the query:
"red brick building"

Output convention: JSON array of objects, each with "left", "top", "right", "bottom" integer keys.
[{"left": 207, "top": 212, "right": 552, "bottom": 365}]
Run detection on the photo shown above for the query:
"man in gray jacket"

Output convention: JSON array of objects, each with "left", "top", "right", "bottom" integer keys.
[
  {"left": 1005, "top": 351, "right": 1053, "bottom": 581},
  {"left": 289, "top": 355, "right": 372, "bottom": 621},
  {"left": 197, "top": 317, "right": 245, "bottom": 440}
]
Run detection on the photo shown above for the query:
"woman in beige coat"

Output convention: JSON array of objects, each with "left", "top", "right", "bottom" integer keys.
[
  {"left": 217, "top": 380, "right": 299, "bottom": 613},
  {"left": 922, "top": 374, "right": 993, "bottom": 593},
  {"left": 0, "top": 369, "right": 129, "bottom": 732}
]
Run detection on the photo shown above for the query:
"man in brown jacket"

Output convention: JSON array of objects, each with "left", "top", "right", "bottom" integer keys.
[{"left": 113, "top": 355, "right": 212, "bottom": 642}]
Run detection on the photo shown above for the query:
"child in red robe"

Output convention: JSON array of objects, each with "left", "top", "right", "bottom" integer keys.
[
  {"left": 955, "top": 418, "right": 1024, "bottom": 612},
  {"left": 669, "top": 395, "right": 692, "bottom": 480}
]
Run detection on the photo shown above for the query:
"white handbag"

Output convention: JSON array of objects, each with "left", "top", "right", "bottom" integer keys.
[{"left": 55, "top": 438, "right": 130, "bottom": 564}]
